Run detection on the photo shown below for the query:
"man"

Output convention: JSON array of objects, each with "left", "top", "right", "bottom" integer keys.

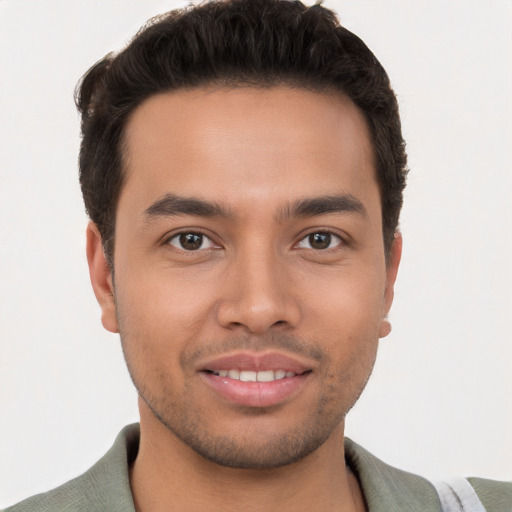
[{"left": 3, "top": 1, "right": 511, "bottom": 511}]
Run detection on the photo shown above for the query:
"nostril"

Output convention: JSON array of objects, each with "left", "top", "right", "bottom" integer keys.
[{"left": 216, "top": 292, "right": 301, "bottom": 334}]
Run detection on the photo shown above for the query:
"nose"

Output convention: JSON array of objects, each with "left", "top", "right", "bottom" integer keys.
[{"left": 216, "top": 248, "right": 301, "bottom": 334}]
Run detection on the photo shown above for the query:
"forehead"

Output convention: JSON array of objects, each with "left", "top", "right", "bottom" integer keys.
[{"left": 121, "top": 86, "right": 377, "bottom": 215}]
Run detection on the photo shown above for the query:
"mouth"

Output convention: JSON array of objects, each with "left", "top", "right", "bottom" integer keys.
[
  {"left": 207, "top": 369, "right": 302, "bottom": 381},
  {"left": 198, "top": 352, "right": 313, "bottom": 407}
]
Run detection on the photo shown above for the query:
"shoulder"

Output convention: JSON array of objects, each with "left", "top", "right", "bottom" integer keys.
[
  {"left": 468, "top": 476, "right": 512, "bottom": 511},
  {"left": 3, "top": 424, "right": 139, "bottom": 512},
  {"left": 344, "top": 438, "right": 512, "bottom": 512},
  {"left": 345, "top": 438, "right": 443, "bottom": 511}
]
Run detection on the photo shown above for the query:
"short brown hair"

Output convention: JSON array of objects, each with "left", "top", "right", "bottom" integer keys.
[{"left": 75, "top": 0, "right": 407, "bottom": 267}]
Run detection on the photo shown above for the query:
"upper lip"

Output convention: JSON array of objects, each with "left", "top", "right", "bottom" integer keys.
[{"left": 197, "top": 351, "right": 313, "bottom": 374}]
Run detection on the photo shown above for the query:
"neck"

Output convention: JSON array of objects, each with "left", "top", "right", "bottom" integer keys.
[{"left": 129, "top": 404, "right": 365, "bottom": 512}]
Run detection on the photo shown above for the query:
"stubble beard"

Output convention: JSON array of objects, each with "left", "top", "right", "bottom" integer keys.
[
  {"left": 120, "top": 333, "right": 376, "bottom": 471},
  {"left": 139, "top": 382, "right": 346, "bottom": 470}
]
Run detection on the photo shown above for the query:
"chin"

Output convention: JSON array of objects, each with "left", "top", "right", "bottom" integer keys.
[{"left": 145, "top": 396, "right": 346, "bottom": 470}]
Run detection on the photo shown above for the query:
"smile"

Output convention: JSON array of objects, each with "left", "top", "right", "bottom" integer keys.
[
  {"left": 209, "top": 369, "right": 298, "bottom": 381},
  {"left": 198, "top": 352, "right": 314, "bottom": 407}
]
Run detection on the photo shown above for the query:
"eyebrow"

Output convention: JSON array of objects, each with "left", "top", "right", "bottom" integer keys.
[
  {"left": 143, "top": 194, "right": 230, "bottom": 221},
  {"left": 143, "top": 192, "right": 367, "bottom": 223},
  {"left": 278, "top": 194, "right": 368, "bottom": 221}
]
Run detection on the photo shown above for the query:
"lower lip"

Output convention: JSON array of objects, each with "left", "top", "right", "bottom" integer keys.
[{"left": 200, "top": 372, "right": 310, "bottom": 407}]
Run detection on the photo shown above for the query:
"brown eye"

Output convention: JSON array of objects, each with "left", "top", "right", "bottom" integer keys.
[
  {"left": 297, "top": 232, "right": 341, "bottom": 250},
  {"left": 168, "top": 232, "right": 214, "bottom": 251}
]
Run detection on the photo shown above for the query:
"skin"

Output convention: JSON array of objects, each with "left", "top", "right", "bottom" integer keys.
[{"left": 87, "top": 86, "right": 401, "bottom": 512}]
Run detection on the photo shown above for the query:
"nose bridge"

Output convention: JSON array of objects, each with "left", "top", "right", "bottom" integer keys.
[{"left": 216, "top": 239, "right": 300, "bottom": 333}]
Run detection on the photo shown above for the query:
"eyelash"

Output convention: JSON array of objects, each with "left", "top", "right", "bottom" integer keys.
[
  {"left": 296, "top": 231, "right": 343, "bottom": 251},
  {"left": 164, "top": 229, "right": 345, "bottom": 252},
  {"left": 166, "top": 231, "right": 219, "bottom": 252}
]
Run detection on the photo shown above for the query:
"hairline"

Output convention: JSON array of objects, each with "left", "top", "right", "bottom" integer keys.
[{"left": 104, "top": 81, "right": 387, "bottom": 268}]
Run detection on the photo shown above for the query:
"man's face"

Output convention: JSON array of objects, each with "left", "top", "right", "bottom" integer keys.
[{"left": 89, "top": 86, "right": 400, "bottom": 469}]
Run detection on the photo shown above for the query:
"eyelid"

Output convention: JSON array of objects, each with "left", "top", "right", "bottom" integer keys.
[
  {"left": 160, "top": 227, "right": 347, "bottom": 252},
  {"left": 163, "top": 229, "right": 221, "bottom": 251},
  {"left": 294, "top": 229, "right": 346, "bottom": 250}
]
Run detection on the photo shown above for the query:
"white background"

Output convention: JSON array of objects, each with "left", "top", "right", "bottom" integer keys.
[{"left": 0, "top": 0, "right": 511, "bottom": 507}]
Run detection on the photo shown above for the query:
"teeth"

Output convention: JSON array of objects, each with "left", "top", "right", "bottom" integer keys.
[
  {"left": 213, "top": 370, "right": 297, "bottom": 381},
  {"left": 240, "top": 370, "right": 257, "bottom": 382},
  {"left": 256, "top": 370, "right": 275, "bottom": 382},
  {"left": 227, "top": 370, "right": 240, "bottom": 379}
]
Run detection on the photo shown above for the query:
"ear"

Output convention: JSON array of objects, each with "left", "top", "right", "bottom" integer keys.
[
  {"left": 86, "top": 221, "right": 119, "bottom": 333},
  {"left": 379, "top": 232, "right": 402, "bottom": 338}
]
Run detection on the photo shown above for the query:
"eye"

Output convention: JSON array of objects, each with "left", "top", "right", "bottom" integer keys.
[
  {"left": 297, "top": 231, "right": 342, "bottom": 250},
  {"left": 167, "top": 232, "right": 216, "bottom": 251}
]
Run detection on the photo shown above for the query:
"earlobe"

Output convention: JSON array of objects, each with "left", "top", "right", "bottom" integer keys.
[
  {"left": 379, "top": 315, "right": 392, "bottom": 338},
  {"left": 86, "top": 222, "right": 119, "bottom": 333},
  {"left": 380, "top": 232, "right": 402, "bottom": 339}
]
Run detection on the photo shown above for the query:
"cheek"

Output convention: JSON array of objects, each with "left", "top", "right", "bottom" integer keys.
[
  {"left": 305, "top": 264, "right": 386, "bottom": 324},
  {"left": 304, "top": 267, "right": 384, "bottom": 366},
  {"left": 116, "top": 267, "right": 216, "bottom": 339}
]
